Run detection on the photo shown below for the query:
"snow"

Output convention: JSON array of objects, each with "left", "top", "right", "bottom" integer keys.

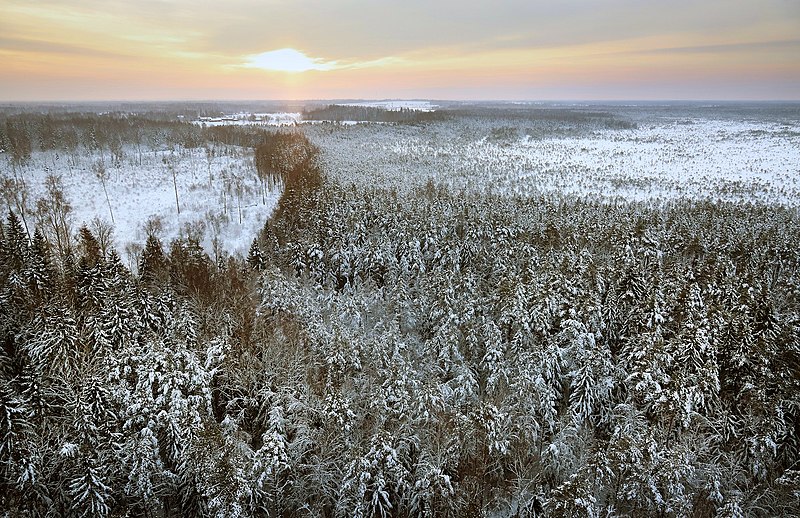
[
  {"left": 8, "top": 144, "right": 280, "bottom": 266},
  {"left": 189, "top": 102, "right": 438, "bottom": 129},
  {"left": 193, "top": 112, "right": 302, "bottom": 127},
  {"left": 310, "top": 116, "right": 800, "bottom": 205},
  {"left": 192, "top": 112, "right": 394, "bottom": 127},
  {"left": 7, "top": 108, "right": 797, "bottom": 272}
]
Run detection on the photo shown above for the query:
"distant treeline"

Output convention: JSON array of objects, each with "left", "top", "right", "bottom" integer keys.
[
  {"left": 303, "top": 104, "right": 445, "bottom": 123},
  {"left": 0, "top": 113, "right": 279, "bottom": 166},
  {"left": 0, "top": 101, "right": 306, "bottom": 120},
  {"left": 448, "top": 106, "right": 638, "bottom": 130}
]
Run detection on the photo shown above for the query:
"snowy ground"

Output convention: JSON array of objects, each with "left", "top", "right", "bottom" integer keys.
[
  {"left": 192, "top": 106, "right": 434, "bottom": 127},
  {"left": 3, "top": 144, "right": 279, "bottom": 267},
  {"left": 309, "top": 115, "right": 800, "bottom": 205},
  {"left": 5, "top": 107, "right": 796, "bottom": 270},
  {"left": 191, "top": 112, "right": 381, "bottom": 127},
  {"left": 193, "top": 112, "right": 302, "bottom": 127}
]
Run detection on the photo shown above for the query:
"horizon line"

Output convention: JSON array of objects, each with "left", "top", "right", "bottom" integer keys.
[{"left": 1, "top": 98, "right": 799, "bottom": 105}]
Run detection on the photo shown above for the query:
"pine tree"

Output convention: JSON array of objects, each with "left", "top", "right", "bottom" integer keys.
[
  {"left": 25, "top": 306, "right": 80, "bottom": 376},
  {"left": 669, "top": 279, "right": 720, "bottom": 429},
  {"left": 76, "top": 226, "right": 105, "bottom": 315},
  {"left": 247, "top": 238, "right": 266, "bottom": 271},
  {"left": 98, "top": 250, "right": 137, "bottom": 350},
  {"left": 169, "top": 238, "right": 212, "bottom": 299},
  {"left": 25, "top": 228, "right": 56, "bottom": 302},
  {"left": 69, "top": 458, "right": 112, "bottom": 518},
  {"left": 177, "top": 458, "right": 208, "bottom": 518},
  {"left": 339, "top": 432, "right": 411, "bottom": 518},
  {"left": 138, "top": 233, "right": 169, "bottom": 285},
  {"left": 0, "top": 377, "right": 32, "bottom": 483},
  {"left": 77, "top": 226, "right": 102, "bottom": 268},
  {"left": 73, "top": 376, "right": 118, "bottom": 452},
  {"left": 0, "top": 211, "right": 29, "bottom": 288}
]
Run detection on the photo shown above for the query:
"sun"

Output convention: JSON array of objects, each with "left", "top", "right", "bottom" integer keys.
[{"left": 243, "top": 48, "right": 337, "bottom": 72}]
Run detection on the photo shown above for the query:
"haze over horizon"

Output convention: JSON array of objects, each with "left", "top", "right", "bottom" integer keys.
[{"left": 1, "top": 0, "right": 798, "bottom": 102}]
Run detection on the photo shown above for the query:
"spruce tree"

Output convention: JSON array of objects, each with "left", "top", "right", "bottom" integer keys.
[
  {"left": 26, "top": 228, "right": 56, "bottom": 303},
  {"left": 138, "top": 233, "right": 169, "bottom": 285},
  {"left": 247, "top": 238, "right": 266, "bottom": 271},
  {"left": 0, "top": 211, "right": 28, "bottom": 285}
]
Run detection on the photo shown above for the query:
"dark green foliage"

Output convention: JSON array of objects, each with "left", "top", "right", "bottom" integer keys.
[
  {"left": 169, "top": 237, "right": 213, "bottom": 300},
  {"left": 27, "top": 228, "right": 56, "bottom": 301},
  {"left": 246, "top": 238, "right": 266, "bottom": 271},
  {"left": 139, "top": 233, "right": 170, "bottom": 285},
  {"left": 0, "top": 211, "right": 28, "bottom": 282}
]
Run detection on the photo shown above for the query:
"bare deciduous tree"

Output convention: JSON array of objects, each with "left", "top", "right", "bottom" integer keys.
[
  {"left": 93, "top": 159, "right": 115, "bottom": 224},
  {"left": 90, "top": 216, "right": 115, "bottom": 257},
  {"left": 34, "top": 175, "right": 73, "bottom": 256},
  {"left": 163, "top": 153, "right": 180, "bottom": 216}
]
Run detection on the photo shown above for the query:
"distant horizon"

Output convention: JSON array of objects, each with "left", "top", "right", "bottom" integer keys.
[{"left": 2, "top": 98, "right": 799, "bottom": 106}]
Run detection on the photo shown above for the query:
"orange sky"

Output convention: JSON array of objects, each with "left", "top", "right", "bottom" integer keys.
[{"left": 1, "top": 0, "right": 798, "bottom": 101}]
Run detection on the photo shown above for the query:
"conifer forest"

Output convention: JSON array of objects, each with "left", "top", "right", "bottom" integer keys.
[{"left": 1, "top": 102, "right": 799, "bottom": 517}]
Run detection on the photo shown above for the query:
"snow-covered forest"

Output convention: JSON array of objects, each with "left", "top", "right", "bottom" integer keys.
[{"left": 1, "top": 103, "right": 799, "bottom": 516}]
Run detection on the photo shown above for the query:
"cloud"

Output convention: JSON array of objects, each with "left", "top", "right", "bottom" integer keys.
[
  {"left": 633, "top": 39, "right": 800, "bottom": 55},
  {"left": 189, "top": 0, "right": 800, "bottom": 64},
  {"left": 0, "top": 36, "right": 126, "bottom": 58}
]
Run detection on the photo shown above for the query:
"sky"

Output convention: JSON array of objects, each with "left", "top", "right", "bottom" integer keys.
[{"left": 1, "top": 0, "right": 798, "bottom": 101}]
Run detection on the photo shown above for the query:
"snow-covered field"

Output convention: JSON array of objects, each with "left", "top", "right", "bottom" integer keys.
[
  {"left": 310, "top": 115, "right": 800, "bottom": 205},
  {"left": 192, "top": 104, "right": 437, "bottom": 127},
  {"left": 194, "top": 112, "right": 302, "bottom": 127},
  {"left": 191, "top": 112, "right": 386, "bottom": 127},
  {"left": 4, "top": 144, "right": 279, "bottom": 266},
  {"left": 5, "top": 105, "right": 797, "bottom": 271}
]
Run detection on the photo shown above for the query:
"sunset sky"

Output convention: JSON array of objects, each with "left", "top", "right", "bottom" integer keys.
[{"left": 1, "top": 0, "right": 798, "bottom": 101}]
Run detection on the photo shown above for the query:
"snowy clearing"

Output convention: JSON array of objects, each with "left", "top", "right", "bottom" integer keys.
[
  {"left": 4, "top": 144, "right": 279, "bottom": 266},
  {"left": 193, "top": 112, "right": 302, "bottom": 127},
  {"left": 310, "top": 114, "right": 800, "bottom": 205}
]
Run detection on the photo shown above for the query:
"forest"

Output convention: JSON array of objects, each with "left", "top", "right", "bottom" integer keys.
[
  {"left": 1, "top": 107, "right": 799, "bottom": 516},
  {"left": 302, "top": 105, "right": 443, "bottom": 124}
]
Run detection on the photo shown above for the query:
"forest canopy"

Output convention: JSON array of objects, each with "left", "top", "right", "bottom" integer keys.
[{"left": 1, "top": 108, "right": 799, "bottom": 517}]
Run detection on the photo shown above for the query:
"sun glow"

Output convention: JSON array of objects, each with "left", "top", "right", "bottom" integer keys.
[
  {"left": 243, "top": 48, "right": 337, "bottom": 72},
  {"left": 1, "top": 1, "right": 798, "bottom": 100}
]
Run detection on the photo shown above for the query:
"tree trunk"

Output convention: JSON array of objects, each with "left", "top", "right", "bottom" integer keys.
[
  {"left": 101, "top": 178, "right": 115, "bottom": 224},
  {"left": 172, "top": 168, "right": 181, "bottom": 215},
  {"left": 13, "top": 171, "right": 31, "bottom": 239}
]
